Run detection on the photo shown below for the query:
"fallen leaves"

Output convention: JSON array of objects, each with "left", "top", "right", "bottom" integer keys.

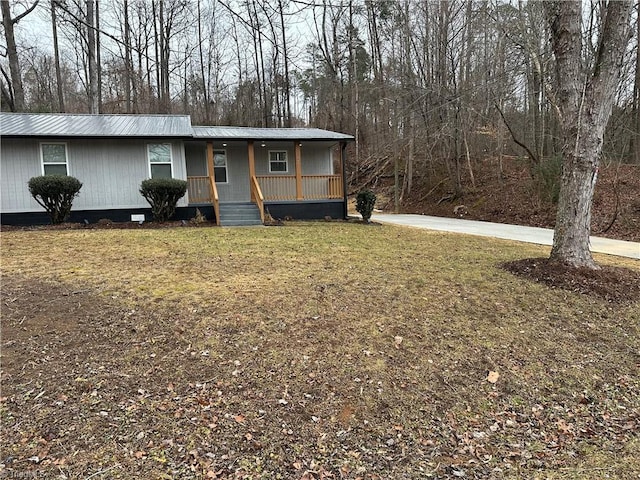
[
  {"left": 2, "top": 225, "right": 640, "bottom": 479},
  {"left": 486, "top": 371, "right": 500, "bottom": 384},
  {"left": 338, "top": 404, "right": 356, "bottom": 425}
]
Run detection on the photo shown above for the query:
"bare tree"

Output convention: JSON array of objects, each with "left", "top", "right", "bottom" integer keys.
[
  {"left": 86, "top": 0, "right": 99, "bottom": 113},
  {"left": 1, "top": 0, "right": 39, "bottom": 111},
  {"left": 633, "top": 6, "right": 640, "bottom": 164},
  {"left": 196, "top": 0, "right": 209, "bottom": 122},
  {"left": 122, "top": 0, "right": 132, "bottom": 112},
  {"left": 545, "top": 0, "right": 633, "bottom": 268},
  {"left": 277, "top": 0, "right": 291, "bottom": 127},
  {"left": 51, "top": 0, "right": 65, "bottom": 111}
]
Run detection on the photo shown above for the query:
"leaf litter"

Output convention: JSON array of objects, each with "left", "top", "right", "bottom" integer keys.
[{"left": 1, "top": 224, "right": 639, "bottom": 479}]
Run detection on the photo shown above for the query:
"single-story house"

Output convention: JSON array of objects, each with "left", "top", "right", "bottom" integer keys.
[{"left": 0, "top": 113, "right": 353, "bottom": 226}]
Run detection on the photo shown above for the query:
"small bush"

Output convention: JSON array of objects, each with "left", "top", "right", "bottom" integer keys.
[
  {"left": 28, "top": 175, "right": 83, "bottom": 224},
  {"left": 140, "top": 178, "right": 187, "bottom": 222},
  {"left": 356, "top": 189, "right": 377, "bottom": 223}
]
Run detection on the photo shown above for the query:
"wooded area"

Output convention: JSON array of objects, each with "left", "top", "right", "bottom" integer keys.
[{"left": 2, "top": 0, "right": 639, "bottom": 194}]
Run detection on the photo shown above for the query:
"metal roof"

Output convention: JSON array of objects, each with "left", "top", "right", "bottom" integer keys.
[
  {"left": 0, "top": 113, "right": 354, "bottom": 141},
  {"left": 0, "top": 113, "right": 193, "bottom": 137},
  {"left": 192, "top": 126, "right": 354, "bottom": 141}
]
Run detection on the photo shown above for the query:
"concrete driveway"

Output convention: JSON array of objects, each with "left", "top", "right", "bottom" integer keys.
[{"left": 371, "top": 213, "right": 640, "bottom": 260}]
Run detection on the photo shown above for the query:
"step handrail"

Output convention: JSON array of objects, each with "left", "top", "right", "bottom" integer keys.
[
  {"left": 250, "top": 176, "right": 265, "bottom": 224},
  {"left": 209, "top": 176, "right": 220, "bottom": 226}
]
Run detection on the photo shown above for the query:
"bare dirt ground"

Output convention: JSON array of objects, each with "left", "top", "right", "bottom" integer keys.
[
  {"left": 501, "top": 258, "right": 640, "bottom": 304},
  {"left": 2, "top": 273, "right": 639, "bottom": 479}
]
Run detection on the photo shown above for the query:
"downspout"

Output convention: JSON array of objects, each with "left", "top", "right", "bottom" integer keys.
[{"left": 341, "top": 141, "right": 348, "bottom": 219}]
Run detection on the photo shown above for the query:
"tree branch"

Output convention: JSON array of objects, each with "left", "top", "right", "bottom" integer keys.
[
  {"left": 12, "top": 1, "right": 39, "bottom": 25},
  {"left": 495, "top": 103, "right": 540, "bottom": 166}
]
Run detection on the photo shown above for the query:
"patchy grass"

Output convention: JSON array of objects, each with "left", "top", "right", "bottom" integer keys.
[{"left": 1, "top": 223, "right": 639, "bottom": 479}]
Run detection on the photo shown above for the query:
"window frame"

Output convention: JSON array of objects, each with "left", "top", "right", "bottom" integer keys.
[
  {"left": 147, "top": 143, "right": 174, "bottom": 179},
  {"left": 268, "top": 150, "right": 289, "bottom": 173},
  {"left": 40, "top": 142, "right": 69, "bottom": 176},
  {"left": 213, "top": 149, "right": 228, "bottom": 184}
]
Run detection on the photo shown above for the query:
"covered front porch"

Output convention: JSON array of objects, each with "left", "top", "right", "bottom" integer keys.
[{"left": 185, "top": 132, "right": 349, "bottom": 225}]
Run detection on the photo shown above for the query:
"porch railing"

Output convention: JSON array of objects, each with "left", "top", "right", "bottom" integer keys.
[
  {"left": 187, "top": 174, "right": 343, "bottom": 205},
  {"left": 187, "top": 176, "right": 220, "bottom": 225},
  {"left": 255, "top": 174, "right": 343, "bottom": 201},
  {"left": 302, "top": 175, "right": 343, "bottom": 200},
  {"left": 187, "top": 176, "right": 210, "bottom": 203},
  {"left": 255, "top": 175, "right": 296, "bottom": 200}
]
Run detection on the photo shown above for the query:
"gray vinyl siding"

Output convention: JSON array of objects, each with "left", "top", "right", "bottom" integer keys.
[
  {"left": 1, "top": 137, "right": 187, "bottom": 213},
  {"left": 253, "top": 142, "right": 333, "bottom": 175},
  {"left": 185, "top": 143, "right": 207, "bottom": 176},
  {"left": 1, "top": 138, "right": 41, "bottom": 212},
  {"left": 184, "top": 141, "right": 251, "bottom": 202},
  {"left": 218, "top": 145, "right": 250, "bottom": 202},
  {"left": 301, "top": 142, "right": 334, "bottom": 175}
]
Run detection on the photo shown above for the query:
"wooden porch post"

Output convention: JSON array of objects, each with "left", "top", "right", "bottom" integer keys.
[
  {"left": 207, "top": 140, "right": 222, "bottom": 225},
  {"left": 248, "top": 140, "right": 256, "bottom": 201},
  {"left": 206, "top": 141, "right": 215, "bottom": 184},
  {"left": 341, "top": 141, "right": 348, "bottom": 219},
  {"left": 295, "top": 141, "right": 302, "bottom": 200}
]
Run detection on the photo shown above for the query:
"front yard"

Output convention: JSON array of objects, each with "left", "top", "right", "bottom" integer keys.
[{"left": 1, "top": 223, "right": 639, "bottom": 479}]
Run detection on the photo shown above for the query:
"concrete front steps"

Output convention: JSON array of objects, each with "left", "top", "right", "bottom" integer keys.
[{"left": 218, "top": 202, "right": 262, "bottom": 226}]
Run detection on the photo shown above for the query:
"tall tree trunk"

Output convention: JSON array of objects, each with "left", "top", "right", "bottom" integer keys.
[
  {"left": 633, "top": 7, "right": 640, "bottom": 164},
  {"left": 1, "top": 1, "right": 21, "bottom": 111},
  {"left": 366, "top": 1, "right": 384, "bottom": 147},
  {"left": 0, "top": 67, "right": 13, "bottom": 109},
  {"left": 545, "top": 0, "right": 633, "bottom": 268},
  {"left": 158, "top": 0, "right": 170, "bottom": 113},
  {"left": 95, "top": 1, "right": 102, "bottom": 111},
  {"left": 86, "top": 0, "right": 99, "bottom": 113},
  {"left": 278, "top": 0, "right": 291, "bottom": 127},
  {"left": 152, "top": 0, "right": 161, "bottom": 111},
  {"left": 51, "top": 0, "right": 65, "bottom": 112},
  {"left": 196, "top": 0, "right": 210, "bottom": 123},
  {"left": 1, "top": 1, "right": 39, "bottom": 111},
  {"left": 123, "top": 0, "right": 132, "bottom": 112},
  {"left": 252, "top": 1, "right": 269, "bottom": 126}
]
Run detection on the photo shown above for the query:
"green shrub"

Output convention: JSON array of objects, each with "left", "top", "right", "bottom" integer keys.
[
  {"left": 356, "top": 189, "right": 377, "bottom": 223},
  {"left": 28, "top": 175, "right": 83, "bottom": 224},
  {"left": 140, "top": 178, "right": 187, "bottom": 222}
]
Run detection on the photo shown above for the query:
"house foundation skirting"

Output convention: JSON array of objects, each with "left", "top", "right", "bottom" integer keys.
[
  {"left": 0, "top": 206, "right": 214, "bottom": 226},
  {"left": 1, "top": 200, "right": 346, "bottom": 226},
  {"left": 264, "top": 200, "right": 346, "bottom": 220}
]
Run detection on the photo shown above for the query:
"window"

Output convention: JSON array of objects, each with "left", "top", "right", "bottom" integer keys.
[
  {"left": 147, "top": 143, "right": 173, "bottom": 179},
  {"left": 214, "top": 150, "right": 227, "bottom": 183},
  {"left": 41, "top": 143, "right": 68, "bottom": 175},
  {"left": 269, "top": 151, "right": 288, "bottom": 173}
]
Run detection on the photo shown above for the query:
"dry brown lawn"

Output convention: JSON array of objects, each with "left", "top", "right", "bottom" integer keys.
[{"left": 1, "top": 222, "right": 639, "bottom": 479}]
